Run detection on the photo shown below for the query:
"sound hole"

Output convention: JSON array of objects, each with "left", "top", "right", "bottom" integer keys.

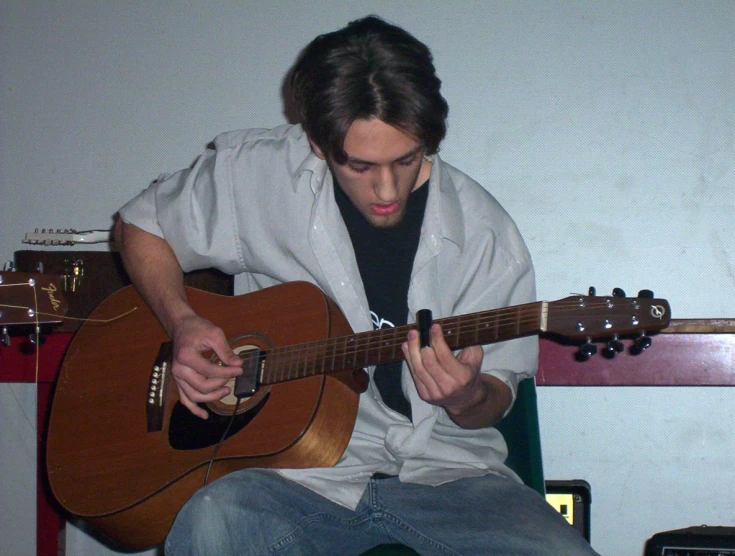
[
  {"left": 207, "top": 335, "right": 272, "bottom": 417},
  {"left": 168, "top": 393, "right": 269, "bottom": 451}
]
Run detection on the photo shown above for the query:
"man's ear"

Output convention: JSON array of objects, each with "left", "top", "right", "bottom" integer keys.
[{"left": 308, "top": 137, "right": 326, "bottom": 160}]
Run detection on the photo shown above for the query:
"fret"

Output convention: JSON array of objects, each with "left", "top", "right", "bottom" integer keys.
[
  {"left": 348, "top": 336, "right": 357, "bottom": 368},
  {"left": 362, "top": 331, "right": 373, "bottom": 369},
  {"left": 292, "top": 343, "right": 304, "bottom": 380},
  {"left": 443, "top": 317, "right": 459, "bottom": 349},
  {"left": 302, "top": 341, "right": 314, "bottom": 379},
  {"left": 338, "top": 336, "right": 349, "bottom": 371},
  {"left": 328, "top": 336, "right": 337, "bottom": 372},
  {"left": 315, "top": 338, "right": 329, "bottom": 377},
  {"left": 263, "top": 350, "right": 276, "bottom": 385},
  {"left": 375, "top": 327, "right": 397, "bottom": 364},
  {"left": 472, "top": 313, "right": 480, "bottom": 346}
]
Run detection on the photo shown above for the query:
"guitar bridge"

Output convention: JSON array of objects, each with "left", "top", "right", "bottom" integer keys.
[{"left": 147, "top": 342, "right": 173, "bottom": 432}]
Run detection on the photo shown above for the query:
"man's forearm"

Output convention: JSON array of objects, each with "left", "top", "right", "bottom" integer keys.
[
  {"left": 115, "top": 219, "right": 195, "bottom": 336},
  {"left": 445, "top": 374, "right": 512, "bottom": 430}
]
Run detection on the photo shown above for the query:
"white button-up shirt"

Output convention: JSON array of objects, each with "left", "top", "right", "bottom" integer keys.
[{"left": 119, "top": 123, "right": 538, "bottom": 510}]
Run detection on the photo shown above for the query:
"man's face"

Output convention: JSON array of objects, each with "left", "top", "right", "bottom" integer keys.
[{"left": 311, "top": 118, "right": 432, "bottom": 228}]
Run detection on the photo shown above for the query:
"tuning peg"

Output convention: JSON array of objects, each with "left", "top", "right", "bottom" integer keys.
[
  {"left": 638, "top": 289, "right": 654, "bottom": 298},
  {"left": 588, "top": 286, "right": 596, "bottom": 296},
  {"left": 29, "top": 327, "right": 46, "bottom": 346},
  {"left": 612, "top": 288, "right": 626, "bottom": 297},
  {"left": 1, "top": 327, "right": 10, "bottom": 347},
  {"left": 576, "top": 338, "right": 598, "bottom": 361},
  {"left": 602, "top": 334, "right": 625, "bottom": 359},
  {"left": 630, "top": 333, "right": 652, "bottom": 355}
]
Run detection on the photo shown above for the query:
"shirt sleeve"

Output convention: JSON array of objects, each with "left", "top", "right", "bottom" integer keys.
[{"left": 118, "top": 145, "right": 245, "bottom": 275}]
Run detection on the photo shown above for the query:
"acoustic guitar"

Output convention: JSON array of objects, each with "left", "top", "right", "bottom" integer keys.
[{"left": 45, "top": 281, "right": 670, "bottom": 548}]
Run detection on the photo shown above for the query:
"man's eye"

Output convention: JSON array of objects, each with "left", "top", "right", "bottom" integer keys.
[
  {"left": 397, "top": 155, "right": 419, "bottom": 166},
  {"left": 349, "top": 164, "right": 370, "bottom": 173}
]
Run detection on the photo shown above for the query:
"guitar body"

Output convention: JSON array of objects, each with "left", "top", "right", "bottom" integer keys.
[{"left": 46, "top": 281, "right": 367, "bottom": 548}]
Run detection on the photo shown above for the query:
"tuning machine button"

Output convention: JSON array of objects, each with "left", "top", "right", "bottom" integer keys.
[
  {"left": 29, "top": 327, "right": 46, "bottom": 346},
  {"left": 602, "top": 334, "right": 625, "bottom": 359},
  {"left": 630, "top": 333, "right": 652, "bottom": 355},
  {"left": 576, "top": 337, "right": 598, "bottom": 361}
]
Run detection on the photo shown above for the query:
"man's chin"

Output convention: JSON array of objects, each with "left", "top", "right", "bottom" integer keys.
[{"left": 364, "top": 211, "right": 405, "bottom": 229}]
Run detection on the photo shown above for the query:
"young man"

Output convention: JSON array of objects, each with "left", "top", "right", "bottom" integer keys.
[{"left": 117, "top": 16, "right": 598, "bottom": 555}]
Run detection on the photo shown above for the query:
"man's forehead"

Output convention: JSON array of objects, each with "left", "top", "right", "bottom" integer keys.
[{"left": 345, "top": 145, "right": 423, "bottom": 165}]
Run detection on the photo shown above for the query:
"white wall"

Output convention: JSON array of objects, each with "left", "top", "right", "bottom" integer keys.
[{"left": 1, "top": 1, "right": 733, "bottom": 555}]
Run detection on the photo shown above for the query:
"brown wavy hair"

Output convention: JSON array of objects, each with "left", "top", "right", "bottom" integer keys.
[{"left": 289, "top": 16, "right": 449, "bottom": 164}]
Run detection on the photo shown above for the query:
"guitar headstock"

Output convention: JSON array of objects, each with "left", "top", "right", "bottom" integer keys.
[
  {"left": 0, "top": 272, "right": 68, "bottom": 344},
  {"left": 23, "top": 228, "right": 111, "bottom": 246},
  {"left": 545, "top": 288, "right": 670, "bottom": 359}
]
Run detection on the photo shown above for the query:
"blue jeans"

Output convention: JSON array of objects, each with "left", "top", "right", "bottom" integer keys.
[{"left": 165, "top": 469, "right": 598, "bottom": 555}]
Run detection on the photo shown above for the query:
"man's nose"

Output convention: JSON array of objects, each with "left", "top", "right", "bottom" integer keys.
[{"left": 374, "top": 166, "right": 398, "bottom": 202}]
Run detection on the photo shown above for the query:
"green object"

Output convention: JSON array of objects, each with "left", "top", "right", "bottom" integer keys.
[{"left": 362, "top": 378, "right": 545, "bottom": 555}]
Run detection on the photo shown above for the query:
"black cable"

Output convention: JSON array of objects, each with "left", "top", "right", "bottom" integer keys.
[{"left": 203, "top": 397, "right": 242, "bottom": 486}]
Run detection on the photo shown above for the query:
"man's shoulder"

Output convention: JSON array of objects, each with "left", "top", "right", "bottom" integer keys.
[
  {"left": 434, "top": 157, "right": 530, "bottom": 261},
  {"left": 207, "top": 124, "right": 316, "bottom": 179},
  {"left": 212, "top": 123, "right": 308, "bottom": 151},
  {"left": 436, "top": 158, "right": 510, "bottom": 219}
]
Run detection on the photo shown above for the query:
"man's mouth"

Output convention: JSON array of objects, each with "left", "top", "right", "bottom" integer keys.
[{"left": 371, "top": 202, "right": 401, "bottom": 215}]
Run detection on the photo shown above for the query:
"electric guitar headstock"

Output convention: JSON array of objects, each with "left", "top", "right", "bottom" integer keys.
[
  {"left": 0, "top": 271, "right": 68, "bottom": 346},
  {"left": 544, "top": 287, "right": 670, "bottom": 360}
]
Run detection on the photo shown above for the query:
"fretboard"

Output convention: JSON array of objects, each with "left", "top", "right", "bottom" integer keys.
[{"left": 259, "top": 302, "right": 543, "bottom": 385}]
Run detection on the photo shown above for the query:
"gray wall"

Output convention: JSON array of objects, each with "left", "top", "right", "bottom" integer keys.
[{"left": 1, "top": 2, "right": 734, "bottom": 555}]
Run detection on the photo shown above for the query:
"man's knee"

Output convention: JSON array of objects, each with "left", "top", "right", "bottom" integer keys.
[{"left": 167, "top": 470, "right": 276, "bottom": 552}]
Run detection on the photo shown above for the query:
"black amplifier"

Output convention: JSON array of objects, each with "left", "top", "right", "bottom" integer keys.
[{"left": 645, "top": 525, "right": 735, "bottom": 555}]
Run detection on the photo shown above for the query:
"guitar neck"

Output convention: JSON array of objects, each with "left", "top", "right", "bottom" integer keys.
[{"left": 261, "top": 302, "right": 543, "bottom": 385}]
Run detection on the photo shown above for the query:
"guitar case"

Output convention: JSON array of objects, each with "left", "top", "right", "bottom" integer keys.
[{"left": 14, "top": 250, "right": 233, "bottom": 332}]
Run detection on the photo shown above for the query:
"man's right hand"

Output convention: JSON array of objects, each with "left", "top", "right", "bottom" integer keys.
[
  {"left": 169, "top": 313, "right": 244, "bottom": 420},
  {"left": 115, "top": 220, "right": 243, "bottom": 420}
]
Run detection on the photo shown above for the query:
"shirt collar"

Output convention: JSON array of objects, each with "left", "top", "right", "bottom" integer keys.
[
  {"left": 292, "top": 147, "right": 329, "bottom": 193},
  {"left": 427, "top": 154, "right": 465, "bottom": 252}
]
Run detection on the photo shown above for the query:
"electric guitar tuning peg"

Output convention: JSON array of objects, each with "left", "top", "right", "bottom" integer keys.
[
  {"left": 588, "top": 286, "right": 596, "bottom": 296},
  {"left": 612, "top": 287, "right": 626, "bottom": 297},
  {"left": 638, "top": 289, "right": 654, "bottom": 298},
  {"left": 1, "top": 327, "right": 10, "bottom": 347}
]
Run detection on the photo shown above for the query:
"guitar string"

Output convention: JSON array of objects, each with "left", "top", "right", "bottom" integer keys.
[
  {"left": 0, "top": 302, "right": 137, "bottom": 324},
  {"left": 0, "top": 285, "right": 660, "bottom": 388},
  {"left": 0, "top": 296, "right": 654, "bottom": 348},
  {"left": 262, "top": 299, "right": 652, "bottom": 362},
  {"left": 245, "top": 299, "right": 663, "bottom": 383},
  {"left": 258, "top": 312, "right": 645, "bottom": 380},
  {"left": 0, "top": 282, "right": 41, "bottom": 435}
]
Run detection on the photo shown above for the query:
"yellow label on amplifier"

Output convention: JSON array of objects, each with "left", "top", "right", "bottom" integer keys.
[{"left": 546, "top": 493, "right": 574, "bottom": 525}]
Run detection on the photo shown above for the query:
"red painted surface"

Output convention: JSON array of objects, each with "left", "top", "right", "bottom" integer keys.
[
  {"left": 1, "top": 333, "right": 72, "bottom": 556},
  {"left": 1, "top": 325, "right": 733, "bottom": 555},
  {"left": 537, "top": 333, "right": 735, "bottom": 386}
]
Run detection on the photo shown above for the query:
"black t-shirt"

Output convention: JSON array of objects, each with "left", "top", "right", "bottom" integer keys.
[{"left": 334, "top": 180, "right": 429, "bottom": 419}]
